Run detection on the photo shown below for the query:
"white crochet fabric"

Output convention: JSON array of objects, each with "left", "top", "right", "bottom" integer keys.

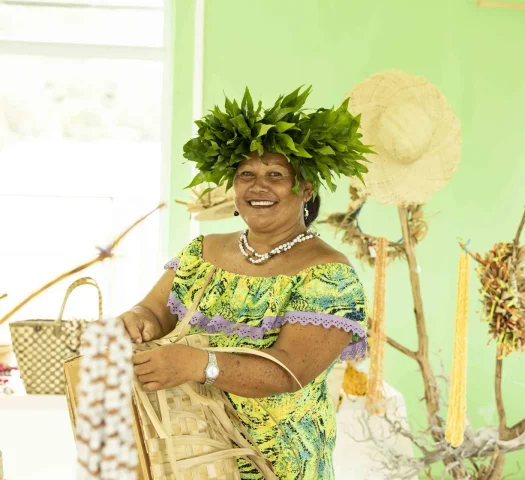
[{"left": 75, "top": 317, "right": 137, "bottom": 480}]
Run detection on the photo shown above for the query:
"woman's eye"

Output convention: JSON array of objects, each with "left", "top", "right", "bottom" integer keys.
[
  {"left": 239, "top": 171, "right": 254, "bottom": 176},
  {"left": 269, "top": 172, "right": 283, "bottom": 177}
]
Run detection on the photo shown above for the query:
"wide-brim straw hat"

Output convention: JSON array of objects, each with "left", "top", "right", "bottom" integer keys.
[
  {"left": 344, "top": 70, "right": 462, "bottom": 206},
  {"left": 186, "top": 184, "right": 237, "bottom": 221}
]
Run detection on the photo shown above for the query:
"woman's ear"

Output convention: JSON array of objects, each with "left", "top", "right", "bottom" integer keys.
[{"left": 303, "top": 181, "right": 313, "bottom": 202}]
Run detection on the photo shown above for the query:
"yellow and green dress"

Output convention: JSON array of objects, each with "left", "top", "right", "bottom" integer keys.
[{"left": 165, "top": 236, "right": 368, "bottom": 480}]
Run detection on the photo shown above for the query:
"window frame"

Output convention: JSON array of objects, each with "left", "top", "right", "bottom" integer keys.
[{"left": 0, "top": 0, "right": 177, "bottom": 338}]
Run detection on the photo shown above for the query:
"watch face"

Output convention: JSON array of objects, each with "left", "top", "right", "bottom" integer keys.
[{"left": 206, "top": 365, "right": 220, "bottom": 378}]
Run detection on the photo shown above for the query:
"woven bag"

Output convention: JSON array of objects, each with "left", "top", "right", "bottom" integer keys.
[
  {"left": 9, "top": 277, "right": 102, "bottom": 394},
  {"left": 133, "top": 267, "right": 303, "bottom": 480}
]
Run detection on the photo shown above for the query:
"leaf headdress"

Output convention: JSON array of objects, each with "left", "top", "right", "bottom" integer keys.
[{"left": 183, "top": 86, "right": 374, "bottom": 197}]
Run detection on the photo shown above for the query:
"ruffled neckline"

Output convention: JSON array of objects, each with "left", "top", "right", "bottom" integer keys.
[{"left": 193, "top": 234, "right": 355, "bottom": 281}]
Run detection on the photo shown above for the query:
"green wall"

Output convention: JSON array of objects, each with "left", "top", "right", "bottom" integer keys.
[{"left": 170, "top": 0, "right": 525, "bottom": 476}]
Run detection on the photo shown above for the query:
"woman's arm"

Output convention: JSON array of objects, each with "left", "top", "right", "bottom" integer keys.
[
  {"left": 133, "top": 322, "right": 354, "bottom": 397},
  {"left": 120, "top": 269, "right": 178, "bottom": 342}
]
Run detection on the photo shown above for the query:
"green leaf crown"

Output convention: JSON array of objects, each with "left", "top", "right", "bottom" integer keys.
[{"left": 183, "top": 86, "right": 374, "bottom": 197}]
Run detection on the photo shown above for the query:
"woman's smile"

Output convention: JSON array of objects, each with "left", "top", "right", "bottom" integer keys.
[{"left": 247, "top": 199, "right": 279, "bottom": 210}]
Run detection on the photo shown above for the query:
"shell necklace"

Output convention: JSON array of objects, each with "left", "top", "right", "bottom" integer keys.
[{"left": 239, "top": 227, "right": 319, "bottom": 264}]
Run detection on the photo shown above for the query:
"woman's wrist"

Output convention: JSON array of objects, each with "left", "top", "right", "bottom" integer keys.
[{"left": 181, "top": 345, "right": 208, "bottom": 384}]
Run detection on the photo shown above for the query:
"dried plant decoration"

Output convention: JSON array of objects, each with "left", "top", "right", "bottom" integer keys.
[{"left": 322, "top": 182, "right": 430, "bottom": 266}]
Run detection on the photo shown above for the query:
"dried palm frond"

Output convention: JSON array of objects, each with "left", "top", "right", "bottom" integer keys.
[{"left": 476, "top": 241, "right": 525, "bottom": 357}]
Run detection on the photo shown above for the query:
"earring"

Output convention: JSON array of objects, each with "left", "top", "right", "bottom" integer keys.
[
  {"left": 234, "top": 210, "right": 240, "bottom": 217},
  {"left": 304, "top": 205, "right": 309, "bottom": 219}
]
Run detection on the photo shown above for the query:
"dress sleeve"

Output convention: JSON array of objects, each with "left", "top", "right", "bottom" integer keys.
[
  {"left": 163, "top": 236, "right": 204, "bottom": 273},
  {"left": 284, "top": 263, "right": 368, "bottom": 361}
]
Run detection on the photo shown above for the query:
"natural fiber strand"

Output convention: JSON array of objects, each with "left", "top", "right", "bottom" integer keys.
[
  {"left": 365, "top": 236, "right": 388, "bottom": 414},
  {"left": 445, "top": 252, "right": 470, "bottom": 448}
]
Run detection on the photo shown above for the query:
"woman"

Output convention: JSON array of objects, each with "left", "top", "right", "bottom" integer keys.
[{"left": 121, "top": 87, "right": 371, "bottom": 479}]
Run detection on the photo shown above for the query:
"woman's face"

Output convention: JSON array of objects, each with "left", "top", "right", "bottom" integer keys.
[{"left": 233, "top": 152, "right": 313, "bottom": 233}]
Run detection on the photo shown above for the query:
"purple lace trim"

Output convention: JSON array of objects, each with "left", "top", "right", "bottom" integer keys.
[
  {"left": 167, "top": 291, "right": 367, "bottom": 361},
  {"left": 164, "top": 258, "right": 180, "bottom": 272}
]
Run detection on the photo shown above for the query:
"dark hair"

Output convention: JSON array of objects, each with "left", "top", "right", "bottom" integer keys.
[{"left": 305, "top": 194, "right": 321, "bottom": 227}]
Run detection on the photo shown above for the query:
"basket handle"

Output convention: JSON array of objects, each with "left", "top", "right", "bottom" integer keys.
[{"left": 55, "top": 277, "right": 103, "bottom": 326}]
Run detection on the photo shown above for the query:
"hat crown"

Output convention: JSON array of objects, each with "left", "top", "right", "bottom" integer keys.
[{"left": 376, "top": 103, "right": 433, "bottom": 165}]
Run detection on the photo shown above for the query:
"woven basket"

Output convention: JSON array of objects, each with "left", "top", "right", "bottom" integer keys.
[
  {"left": 133, "top": 267, "right": 302, "bottom": 480},
  {"left": 9, "top": 277, "right": 102, "bottom": 394}
]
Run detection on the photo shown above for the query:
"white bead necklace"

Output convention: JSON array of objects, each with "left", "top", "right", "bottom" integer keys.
[{"left": 239, "top": 228, "right": 319, "bottom": 264}]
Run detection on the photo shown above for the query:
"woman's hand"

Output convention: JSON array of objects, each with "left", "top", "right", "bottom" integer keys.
[
  {"left": 118, "top": 305, "right": 164, "bottom": 343},
  {"left": 132, "top": 344, "right": 207, "bottom": 392}
]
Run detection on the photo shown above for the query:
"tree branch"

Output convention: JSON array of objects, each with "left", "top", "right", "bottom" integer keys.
[
  {"left": 512, "top": 207, "right": 525, "bottom": 249},
  {"left": 508, "top": 418, "right": 525, "bottom": 439},
  {"left": 457, "top": 241, "right": 486, "bottom": 265},
  {"left": 0, "top": 202, "right": 165, "bottom": 326},
  {"left": 495, "top": 355, "right": 509, "bottom": 443},
  {"left": 387, "top": 336, "right": 418, "bottom": 360}
]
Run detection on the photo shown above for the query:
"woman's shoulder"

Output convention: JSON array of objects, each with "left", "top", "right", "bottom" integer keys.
[
  {"left": 201, "top": 232, "right": 238, "bottom": 262},
  {"left": 303, "top": 238, "right": 355, "bottom": 271}
]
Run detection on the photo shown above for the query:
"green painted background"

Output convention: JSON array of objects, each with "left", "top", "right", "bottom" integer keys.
[{"left": 169, "top": 0, "right": 525, "bottom": 476}]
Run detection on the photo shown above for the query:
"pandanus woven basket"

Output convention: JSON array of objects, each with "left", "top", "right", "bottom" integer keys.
[
  {"left": 10, "top": 277, "right": 102, "bottom": 394},
  {"left": 132, "top": 267, "right": 301, "bottom": 479}
]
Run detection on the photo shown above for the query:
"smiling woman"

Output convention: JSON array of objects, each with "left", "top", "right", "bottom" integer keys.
[{"left": 119, "top": 86, "right": 373, "bottom": 480}]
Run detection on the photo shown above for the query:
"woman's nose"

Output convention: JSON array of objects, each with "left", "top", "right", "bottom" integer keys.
[{"left": 250, "top": 174, "right": 270, "bottom": 191}]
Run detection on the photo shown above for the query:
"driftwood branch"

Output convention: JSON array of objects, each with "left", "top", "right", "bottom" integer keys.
[
  {"left": 0, "top": 202, "right": 165, "bottom": 326},
  {"left": 458, "top": 241, "right": 485, "bottom": 265},
  {"left": 398, "top": 207, "right": 442, "bottom": 427},
  {"left": 398, "top": 206, "right": 471, "bottom": 478},
  {"left": 512, "top": 208, "right": 525, "bottom": 250},
  {"left": 386, "top": 336, "right": 418, "bottom": 360},
  {"left": 493, "top": 208, "right": 525, "bottom": 448}
]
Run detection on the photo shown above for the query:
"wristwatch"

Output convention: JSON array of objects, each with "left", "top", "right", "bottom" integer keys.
[{"left": 203, "top": 351, "right": 220, "bottom": 386}]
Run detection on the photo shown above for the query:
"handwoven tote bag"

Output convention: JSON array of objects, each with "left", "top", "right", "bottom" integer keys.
[
  {"left": 10, "top": 277, "right": 102, "bottom": 394},
  {"left": 133, "top": 267, "right": 303, "bottom": 480}
]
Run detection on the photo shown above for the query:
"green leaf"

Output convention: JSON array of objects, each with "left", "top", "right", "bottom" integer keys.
[
  {"left": 241, "top": 87, "right": 254, "bottom": 117},
  {"left": 281, "top": 86, "right": 302, "bottom": 108},
  {"left": 291, "top": 176, "right": 300, "bottom": 194},
  {"left": 197, "top": 186, "right": 218, "bottom": 200},
  {"left": 295, "top": 85, "right": 312, "bottom": 107},
  {"left": 224, "top": 96, "right": 235, "bottom": 116},
  {"left": 265, "top": 107, "right": 300, "bottom": 124},
  {"left": 275, "top": 121, "right": 295, "bottom": 133},
  {"left": 185, "top": 171, "right": 206, "bottom": 189},
  {"left": 276, "top": 133, "right": 298, "bottom": 152},
  {"left": 254, "top": 123, "right": 275, "bottom": 137},
  {"left": 295, "top": 144, "right": 312, "bottom": 158},
  {"left": 250, "top": 139, "right": 264, "bottom": 156},
  {"left": 231, "top": 114, "right": 252, "bottom": 138},
  {"left": 205, "top": 144, "right": 220, "bottom": 157},
  {"left": 225, "top": 174, "right": 234, "bottom": 191},
  {"left": 316, "top": 145, "right": 335, "bottom": 155}
]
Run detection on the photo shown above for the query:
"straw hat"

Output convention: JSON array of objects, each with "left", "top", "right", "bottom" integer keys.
[
  {"left": 184, "top": 184, "right": 236, "bottom": 221},
  {"left": 344, "top": 70, "right": 462, "bottom": 205}
]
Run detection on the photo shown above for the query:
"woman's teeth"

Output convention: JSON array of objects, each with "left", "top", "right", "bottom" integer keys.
[{"left": 249, "top": 201, "right": 276, "bottom": 207}]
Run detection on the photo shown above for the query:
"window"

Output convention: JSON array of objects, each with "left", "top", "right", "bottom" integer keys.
[{"left": 0, "top": 1, "right": 170, "bottom": 343}]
